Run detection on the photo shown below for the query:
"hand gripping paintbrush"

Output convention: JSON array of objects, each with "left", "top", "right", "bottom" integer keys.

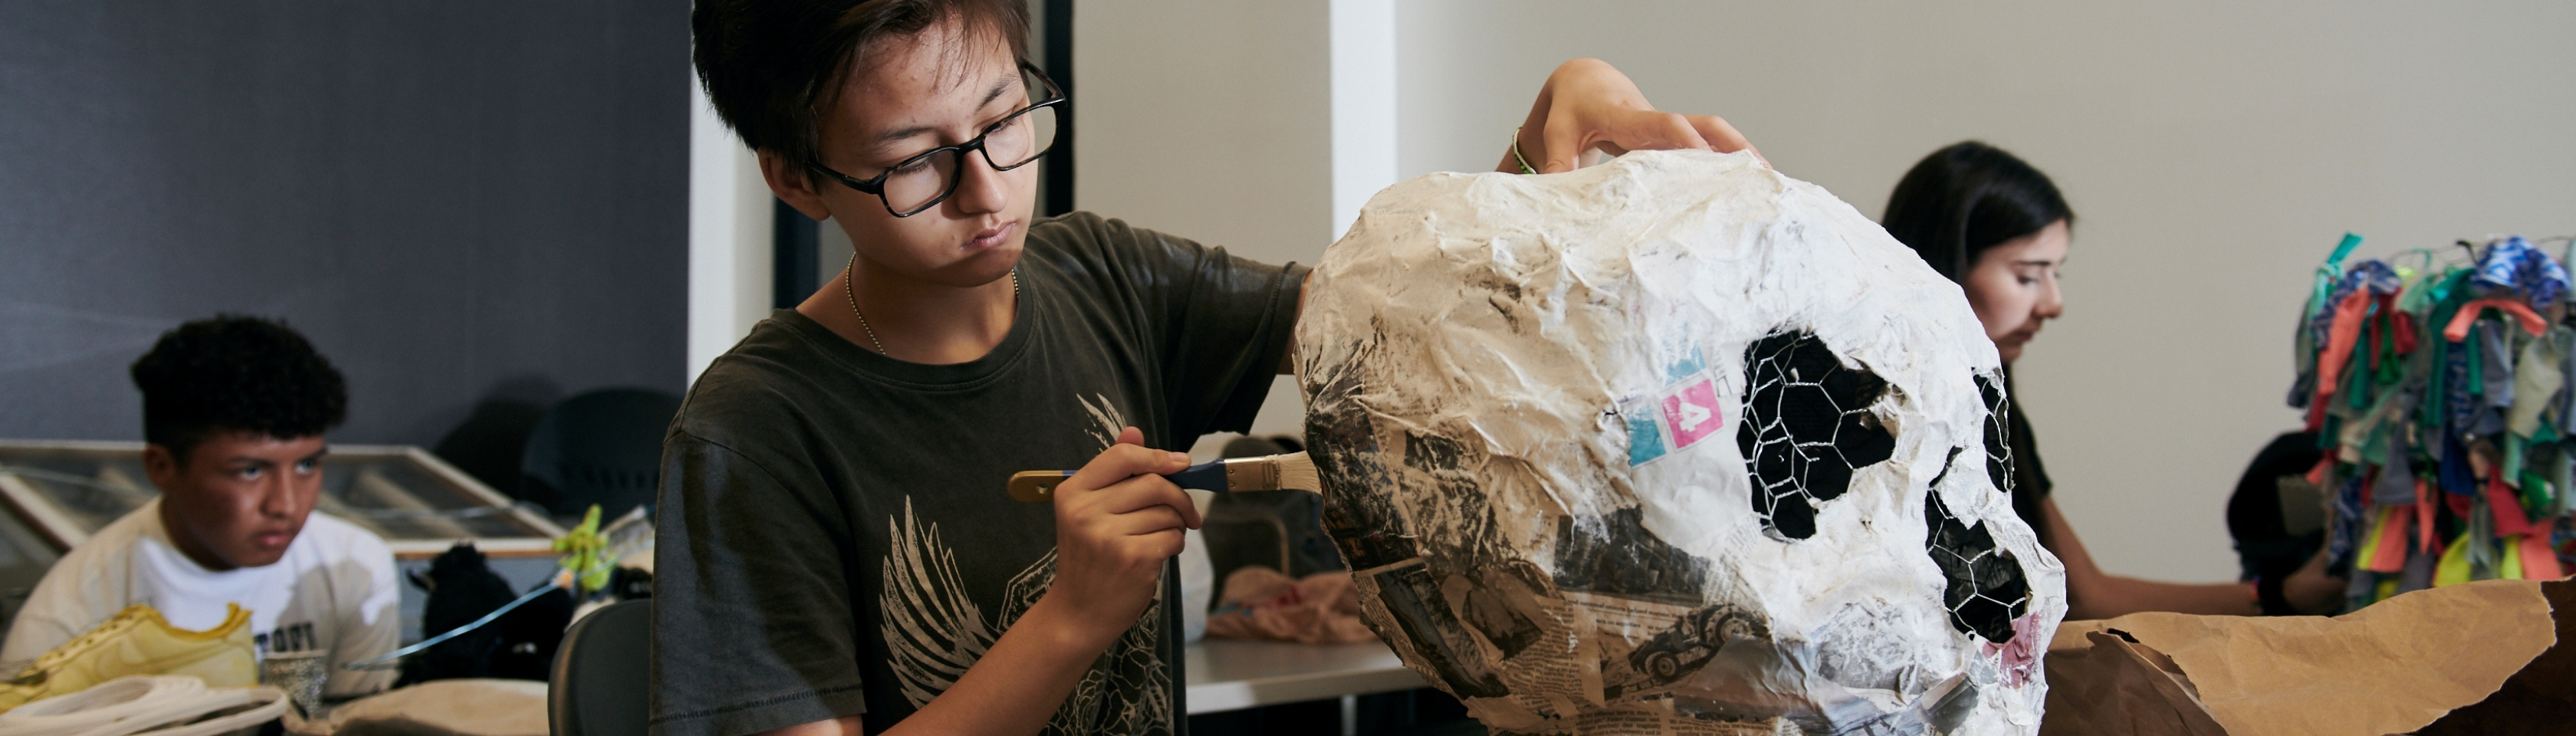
[{"left": 1007, "top": 452, "right": 1318, "bottom": 503}]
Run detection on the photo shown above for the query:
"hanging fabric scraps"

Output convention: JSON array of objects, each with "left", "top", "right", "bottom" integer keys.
[
  {"left": 2471, "top": 235, "right": 2572, "bottom": 309},
  {"left": 2288, "top": 235, "right": 2576, "bottom": 611}
]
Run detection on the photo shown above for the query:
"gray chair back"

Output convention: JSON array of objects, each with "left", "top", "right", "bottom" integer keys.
[{"left": 549, "top": 599, "right": 649, "bottom": 736}]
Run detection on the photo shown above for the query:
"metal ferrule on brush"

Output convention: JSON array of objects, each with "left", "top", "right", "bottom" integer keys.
[{"left": 1222, "top": 455, "right": 1280, "bottom": 492}]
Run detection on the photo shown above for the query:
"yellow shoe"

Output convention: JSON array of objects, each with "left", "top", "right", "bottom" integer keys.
[{"left": 0, "top": 603, "right": 257, "bottom": 713}]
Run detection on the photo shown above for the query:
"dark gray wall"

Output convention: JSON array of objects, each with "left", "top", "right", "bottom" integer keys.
[{"left": 0, "top": 1, "right": 689, "bottom": 450}]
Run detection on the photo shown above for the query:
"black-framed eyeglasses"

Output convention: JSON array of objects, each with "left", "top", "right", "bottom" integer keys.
[{"left": 807, "top": 62, "right": 1066, "bottom": 218}]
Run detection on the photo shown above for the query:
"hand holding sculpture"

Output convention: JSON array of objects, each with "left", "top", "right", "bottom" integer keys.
[{"left": 1296, "top": 150, "right": 2067, "bottom": 736}]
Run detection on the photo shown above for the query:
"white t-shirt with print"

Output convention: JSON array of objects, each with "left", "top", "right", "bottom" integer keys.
[{"left": 0, "top": 498, "right": 399, "bottom": 697}]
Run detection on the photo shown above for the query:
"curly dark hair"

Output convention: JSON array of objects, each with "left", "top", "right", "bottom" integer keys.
[{"left": 130, "top": 315, "right": 347, "bottom": 460}]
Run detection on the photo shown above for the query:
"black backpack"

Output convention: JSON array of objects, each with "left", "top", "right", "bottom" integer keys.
[{"left": 397, "top": 543, "right": 573, "bottom": 685}]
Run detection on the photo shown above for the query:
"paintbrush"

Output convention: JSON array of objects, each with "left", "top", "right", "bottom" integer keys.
[{"left": 1007, "top": 451, "right": 1319, "bottom": 503}]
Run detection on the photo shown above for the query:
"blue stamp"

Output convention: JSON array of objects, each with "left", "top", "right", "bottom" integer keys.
[
  {"left": 1663, "top": 345, "right": 1707, "bottom": 384},
  {"left": 1626, "top": 409, "right": 1669, "bottom": 466}
]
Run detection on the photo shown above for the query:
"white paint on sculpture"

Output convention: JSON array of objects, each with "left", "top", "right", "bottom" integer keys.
[{"left": 1296, "top": 150, "right": 2068, "bottom": 735}]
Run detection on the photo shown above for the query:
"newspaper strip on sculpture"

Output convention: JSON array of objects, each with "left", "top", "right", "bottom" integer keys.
[{"left": 1295, "top": 150, "right": 2068, "bottom": 735}]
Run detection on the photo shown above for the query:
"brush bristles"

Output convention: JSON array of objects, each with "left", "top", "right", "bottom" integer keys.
[
  {"left": 1270, "top": 452, "right": 1319, "bottom": 492},
  {"left": 1221, "top": 451, "right": 1322, "bottom": 493}
]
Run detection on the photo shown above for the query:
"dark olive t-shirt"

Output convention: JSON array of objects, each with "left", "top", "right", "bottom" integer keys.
[
  {"left": 2002, "top": 370, "right": 2055, "bottom": 547},
  {"left": 649, "top": 212, "right": 1306, "bottom": 736}
]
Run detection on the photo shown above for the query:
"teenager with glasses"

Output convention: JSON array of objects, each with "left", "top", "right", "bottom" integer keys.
[{"left": 659, "top": 2, "right": 1756, "bottom": 735}]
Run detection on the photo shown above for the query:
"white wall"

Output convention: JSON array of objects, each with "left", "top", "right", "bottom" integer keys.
[
  {"left": 1074, "top": 0, "right": 1339, "bottom": 442},
  {"left": 686, "top": 76, "right": 774, "bottom": 386},
  {"left": 1392, "top": 1, "right": 2576, "bottom": 580},
  {"left": 1330, "top": 0, "right": 1400, "bottom": 240},
  {"left": 1074, "top": 2, "right": 1333, "bottom": 264}
]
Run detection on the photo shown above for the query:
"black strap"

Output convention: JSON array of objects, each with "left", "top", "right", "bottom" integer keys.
[{"left": 2256, "top": 574, "right": 2299, "bottom": 616}]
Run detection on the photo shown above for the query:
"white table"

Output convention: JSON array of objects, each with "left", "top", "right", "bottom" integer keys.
[{"left": 1184, "top": 638, "right": 1428, "bottom": 715}]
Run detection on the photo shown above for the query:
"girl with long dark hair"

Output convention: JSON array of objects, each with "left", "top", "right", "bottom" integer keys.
[{"left": 1883, "top": 141, "right": 2344, "bottom": 618}]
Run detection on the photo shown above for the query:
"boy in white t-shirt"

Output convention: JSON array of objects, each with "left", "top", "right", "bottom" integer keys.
[{"left": 0, "top": 315, "right": 399, "bottom": 698}]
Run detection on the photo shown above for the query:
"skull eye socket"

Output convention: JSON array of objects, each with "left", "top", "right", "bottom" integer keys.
[
  {"left": 1738, "top": 329, "right": 1898, "bottom": 540},
  {"left": 1924, "top": 446, "right": 2034, "bottom": 643}
]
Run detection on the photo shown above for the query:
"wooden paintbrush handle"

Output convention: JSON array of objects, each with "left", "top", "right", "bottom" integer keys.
[{"left": 1007, "top": 452, "right": 1314, "bottom": 502}]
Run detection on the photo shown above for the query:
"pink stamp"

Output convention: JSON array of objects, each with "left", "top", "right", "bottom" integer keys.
[{"left": 1660, "top": 379, "right": 1723, "bottom": 449}]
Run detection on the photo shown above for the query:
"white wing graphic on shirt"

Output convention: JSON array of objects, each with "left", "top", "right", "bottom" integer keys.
[
  {"left": 879, "top": 393, "right": 1171, "bottom": 734},
  {"left": 1056, "top": 393, "right": 1171, "bottom": 734},
  {"left": 1079, "top": 393, "right": 1125, "bottom": 448},
  {"left": 880, "top": 497, "right": 997, "bottom": 706}
]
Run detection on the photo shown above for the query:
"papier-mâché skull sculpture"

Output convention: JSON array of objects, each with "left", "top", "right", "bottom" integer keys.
[{"left": 1294, "top": 150, "right": 2068, "bottom": 736}]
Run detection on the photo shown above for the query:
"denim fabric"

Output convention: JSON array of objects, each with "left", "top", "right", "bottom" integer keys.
[{"left": 2473, "top": 235, "right": 2571, "bottom": 308}]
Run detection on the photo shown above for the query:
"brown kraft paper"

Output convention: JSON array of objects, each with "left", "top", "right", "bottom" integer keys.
[{"left": 2045, "top": 579, "right": 2556, "bottom": 736}]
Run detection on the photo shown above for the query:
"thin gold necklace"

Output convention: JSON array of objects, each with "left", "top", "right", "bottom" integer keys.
[{"left": 843, "top": 253, "right": 1017, "bottom": 356}]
